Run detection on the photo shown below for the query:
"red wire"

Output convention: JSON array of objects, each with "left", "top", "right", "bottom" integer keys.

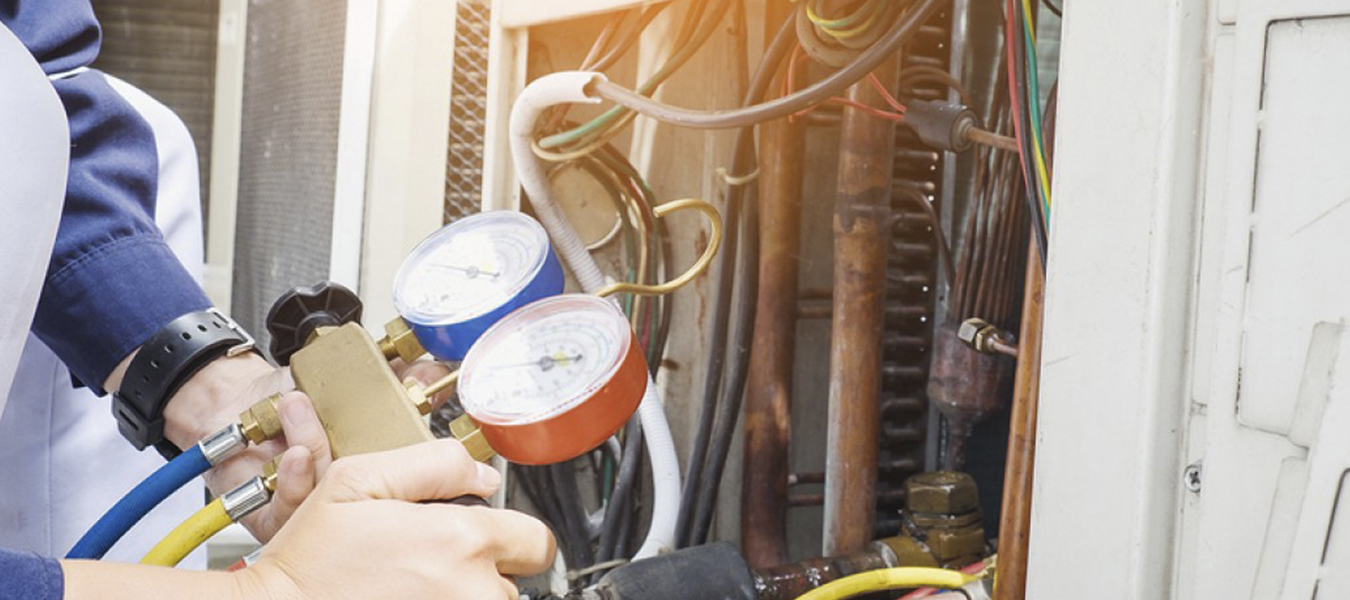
[
  {"left": 1005, "top": 0, "right": 1031, "bottom": 179},
  {"left": 786, "top": 45, "right": 906, "bottom": 123},
  {"left": 866, "top": 72, "right": 908, "bottom": 113},
  {"left": 894, "top": 560, "right": 987, "bottom": 600}
]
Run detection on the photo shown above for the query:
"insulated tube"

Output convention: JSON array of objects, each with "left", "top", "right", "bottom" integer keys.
[
  {"left": 509, "top": 72, "right": 681, "bottom": 559},
  {"left": 66, "top": 444, "right": 212, "bottom": 559},
  {"left": 139, "top": 497, "right": 232, "bottom": 567}
]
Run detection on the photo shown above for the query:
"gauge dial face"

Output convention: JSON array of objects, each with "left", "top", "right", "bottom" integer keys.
[
  {"left": 393, "top": 211, "right": 551, "bottom": 326},
  {"left": 459, "top": 295, "right": 634, "bottom": 426}
]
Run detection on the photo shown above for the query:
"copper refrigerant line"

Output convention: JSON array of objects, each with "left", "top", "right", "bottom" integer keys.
[
  {"left": 929, "top": 91, "right": 1030, "bottom": 470},
  {"left": 824, "top": 52, "right": 901, "bottom": 556}
]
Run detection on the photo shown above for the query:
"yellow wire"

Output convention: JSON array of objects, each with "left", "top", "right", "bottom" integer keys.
[
  {"left": 792, "top": 567, "right": 975, "bottom": 600},
  {"left": 1019, "top": 0, "right": 1052, "bottom": 208},
  {"left": 595, "top": 198, "right": 722, "bottom": 299},
  {"left": 141, "top": 498, "right": 232, "bottom": 567},
  {"left": 1020, "top": 0, "right": 1038, "bottom": 44}
]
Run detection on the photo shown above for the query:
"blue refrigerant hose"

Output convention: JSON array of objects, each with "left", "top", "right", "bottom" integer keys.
[{"left": 65, "top": 444, "right": 212, "bottom": 560}]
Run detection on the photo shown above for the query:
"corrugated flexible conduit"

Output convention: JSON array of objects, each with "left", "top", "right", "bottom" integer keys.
[{"left": 509, "top": 71, "right": 680, "bottom": 560}]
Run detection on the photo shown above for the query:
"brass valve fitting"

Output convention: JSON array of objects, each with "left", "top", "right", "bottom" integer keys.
[{"left": 238, "top": 393, "right": 284, "bottom": 445}]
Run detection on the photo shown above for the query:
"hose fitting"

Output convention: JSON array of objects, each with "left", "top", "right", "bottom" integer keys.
[
  {"left": 221, "top": 476, "right": 272, "bottom": 522},
  {"left": 198, "top": 422, "right": 249, "bottom": 466}
]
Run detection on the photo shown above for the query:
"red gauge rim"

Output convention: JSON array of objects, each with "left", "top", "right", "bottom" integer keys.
[{"left": 459, "top": 294, "right": 649, "bottom": 465}]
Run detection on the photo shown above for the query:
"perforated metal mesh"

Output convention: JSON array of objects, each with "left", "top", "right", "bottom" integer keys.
[
  {"left": 91, "top": 0, "right": 219, "bottom": 234},
  {"left": 231, "top": 0, "right": 347, "bottom": 343},
  {"left": 444, "top": 0, "right": 491, "bottom": 223}
]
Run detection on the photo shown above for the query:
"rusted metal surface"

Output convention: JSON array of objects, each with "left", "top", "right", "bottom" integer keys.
[
  {"left": 751, "top": 541, "right": 897, "bottom": 600},
  {"left": 823, "top": 54, "right": 900, "bottom": 556},
  {"left": 928, "top": 324, "right": 1008, "bottom": 469},
  {"left": 742, "top": 112, "right": 807, "bottom": 569},
  {"left": 927, "top": 88, "right": 1029, "bottom": 469},
  {"left": 993, "top": 246, "right": 1044, "bottom": 600},
  {"left": 875, "top": 4, "right": 954, "bottom": 536}
]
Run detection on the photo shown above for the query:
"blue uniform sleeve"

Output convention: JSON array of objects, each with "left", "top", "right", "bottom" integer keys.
[
  {"left": 2, "top": 0, "right": 212, "bottom": 393},
  {"left": 0, "top": 548, "right": 63, "bottom": 600}
]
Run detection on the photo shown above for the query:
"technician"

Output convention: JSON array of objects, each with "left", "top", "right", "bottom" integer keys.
[{"left": 0, "top": 1, "right": 555, "bottom": 598}]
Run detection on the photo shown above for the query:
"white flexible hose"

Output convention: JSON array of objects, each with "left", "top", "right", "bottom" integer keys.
[{"left": 509, "top": 71, "right": 681, "bottom": 559}]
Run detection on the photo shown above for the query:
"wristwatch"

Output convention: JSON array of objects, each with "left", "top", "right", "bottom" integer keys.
[{"left": 112, "top": 308, "right": 257, "bottom": 460}]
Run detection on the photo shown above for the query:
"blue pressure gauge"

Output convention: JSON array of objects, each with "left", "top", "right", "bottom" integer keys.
[{"left": 393, "top": 211, "right": 564, "bottom": 361}]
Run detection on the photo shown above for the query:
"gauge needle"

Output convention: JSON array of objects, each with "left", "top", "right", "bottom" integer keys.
[
  {"left": 492, "top": 353, "right": 584, "bottom": 372},
  {"left": 430, "top": 263, "right": 501, "bottom": 279}
]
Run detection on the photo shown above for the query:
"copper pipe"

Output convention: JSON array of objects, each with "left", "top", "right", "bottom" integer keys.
[
  {"left": 742, "top": 111, "right": 807, "bottom": 568},
  {"left": 823, "top": 54, "right": 900, "bottom": 556},
  {"left": 993, "top": 248, "right": 1044, "bottom": 600}
]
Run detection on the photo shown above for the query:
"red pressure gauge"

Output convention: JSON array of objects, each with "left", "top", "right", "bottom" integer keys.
[{"left": 457, "top": 294, "right": 648, "bottom": 465}]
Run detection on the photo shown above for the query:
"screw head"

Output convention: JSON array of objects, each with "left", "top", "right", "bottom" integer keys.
[{"left": 1184, "top": 463, "right": 1202, "bottom": 493}]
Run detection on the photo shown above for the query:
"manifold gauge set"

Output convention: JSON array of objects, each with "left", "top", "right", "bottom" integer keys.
[{"left": 392, "top": 211, "right": 647, "bottom": 466}]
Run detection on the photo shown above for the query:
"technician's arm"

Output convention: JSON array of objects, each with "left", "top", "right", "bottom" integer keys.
[{"left": 60, "top": 440, "right": 555, "bottom": 600}]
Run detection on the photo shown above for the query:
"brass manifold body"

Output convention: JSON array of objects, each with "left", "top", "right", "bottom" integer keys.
[{"left": 237, "top": 319, "right": 492, "bottom": 472}]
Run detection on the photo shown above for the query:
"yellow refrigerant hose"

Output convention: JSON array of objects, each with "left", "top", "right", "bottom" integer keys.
[
  {"left": 792, "top": 567, "right": 976, "bottom": 600},
  {"left": 140, "top": 498, "right": 231, "bottom": 567}
]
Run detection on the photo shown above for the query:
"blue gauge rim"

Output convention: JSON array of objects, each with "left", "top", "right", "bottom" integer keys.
[
  {"left": 393, "top": 211, "right": 552, "bottom": 327},
  {"left": 409, "top": 244, "right": 564, "bottom": 361}
]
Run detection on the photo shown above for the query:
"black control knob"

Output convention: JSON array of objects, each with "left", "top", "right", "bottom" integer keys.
[{"left": 265, "top": 281, "right": 363, "bottom": 365}]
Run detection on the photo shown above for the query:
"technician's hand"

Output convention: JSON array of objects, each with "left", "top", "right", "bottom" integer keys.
[
  {"left": 156, "top": 352, "right": 455, "bottom": 542},
  {"left": 237, "top": 439, "right": 556, "bottom": 600}
]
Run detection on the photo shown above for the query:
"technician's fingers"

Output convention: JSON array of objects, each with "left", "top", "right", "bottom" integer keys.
[
  {"left": 456, "top": 508, "right": 556, "bottom": 576},
  {"left": 400, "top": 359, "right": 455, "bottom": 406},
  {"left": 319, "top": 439, "right": 501, "bottom": 504},
  {"left": 277, "top": 392, "right": 332, "bottom": 477},
  {"left": 267, "top": 445, "right": 316, "bottom": 526},
  {"left": 500, "top": 577, "right": 521, "bottom": 600}
]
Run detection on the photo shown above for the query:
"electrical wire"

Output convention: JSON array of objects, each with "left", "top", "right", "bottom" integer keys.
[
  {"left": 1041, "top": 0, "right": 1063, "bottom": 18},
  {"left": 540, "top": 0, "right": 722, "bottom": 151},
  {"left": 1005, "top": 0, "right": 1049, "bottom": 266},
  {"left": 791, "top": 567, "right": 974, "bottom": 600},
  {"left": 140, "top": 497, "right": 232, "bottom": 567},
  {"left": 586, "top": 0, "right": 944, "bottom": 130},
  {"left": 1020, "top": 0, "right": 1053, "bottom": 219},
  {"left": 66, "top": 444, "right": 212, "bottom": 559},
  {"left": 681, "top": 1, "right": 788, "bottom": 548},
  {"left": 894, "top": 560, "right": 990, "bottom": 599}
]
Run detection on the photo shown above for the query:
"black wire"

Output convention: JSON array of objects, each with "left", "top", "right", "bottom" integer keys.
[
  {"left": 591, "top": 416, "right": 643, "bottom": 584},
  {"left": 1008, "top": 3, "right": 1049, "bottom": 266},
  {"left": 1041, "top": 0, "right": 1063, "bottom": 18},
  {"left": 673, "top": 4, "right": 796, "bottom": 549},
  {"left": 679, "top": 5, "right": 797, "bottom": 549},
  {"left": 590, "top": 3, "right": 671, "bottom": 72},
  {"left": 549, "top": 461, "right": 595, "bottom": 572}
]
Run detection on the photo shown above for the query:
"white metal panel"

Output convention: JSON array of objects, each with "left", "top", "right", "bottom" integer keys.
[
  {"left": 205, "top": 0, "right": 248, "bottom": 310},
  {"left": 1029, "top": 0, "right": 1208, "bottom": 598},
  {"left": 498, "top": 0, "right": 663, "bottom": 29},
  {"left": 1185, "top": 3, "right": 1350, "bottom": 598},
  {"left": 329, "top": 0, "right": 379, "bottom": 290},
  {"left": 359, "top": 0, "right": 458, "bottom": 328}
]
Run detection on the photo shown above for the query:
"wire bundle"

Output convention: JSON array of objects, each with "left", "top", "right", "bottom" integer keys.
[{"left": 1005, "top": 0, "right": 1053, "bottom": 262}]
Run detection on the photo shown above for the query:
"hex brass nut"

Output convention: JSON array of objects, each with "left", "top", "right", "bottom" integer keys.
[
  {"left": 925, "top": 524, "right": 987, "bottom": 562},
  {"left": 239, "top": 393, "right": 284, "bottom": 445},
  {"left": 404, "top": 380, "right": 432, "bottom": 416},
  {"left": 450, "top": 414, "right": 497, "bottom": 463},
  {"left": 957, "top": 318, "right": 987, "bottom": 346},
  {"left": 381, "top": 318, "right": 426, "bottom": 364},
  {"left": 905, "top": 471, "right": 980, "bottom": 515}
]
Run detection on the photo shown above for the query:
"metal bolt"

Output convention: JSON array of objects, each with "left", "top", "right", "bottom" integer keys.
[{"left": 1184, "top": 463, "right": 1202, "bottom": 493}]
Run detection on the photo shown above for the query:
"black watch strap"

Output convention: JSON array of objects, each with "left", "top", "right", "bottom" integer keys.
[{"left": 112, "top": 309, "right": 256, "bottom": 460}]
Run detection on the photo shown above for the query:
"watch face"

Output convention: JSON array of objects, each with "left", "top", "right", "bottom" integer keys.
[
  {"left": 393, "top": 211, "right": 552, "bottom": 327},
  {"left": 459, "top": 295, "right": 633, "bottom": 426}
]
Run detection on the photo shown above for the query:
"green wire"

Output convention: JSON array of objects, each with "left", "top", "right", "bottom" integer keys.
[
  {"left": 1020, "top": 2, "right": 1051, "bottom": 226},
  {"left": 806, "top": 0, "right": 882, "bottom": 30},
  {"left": 539, "top": 0, "right": 730, "bottom": 150}
]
